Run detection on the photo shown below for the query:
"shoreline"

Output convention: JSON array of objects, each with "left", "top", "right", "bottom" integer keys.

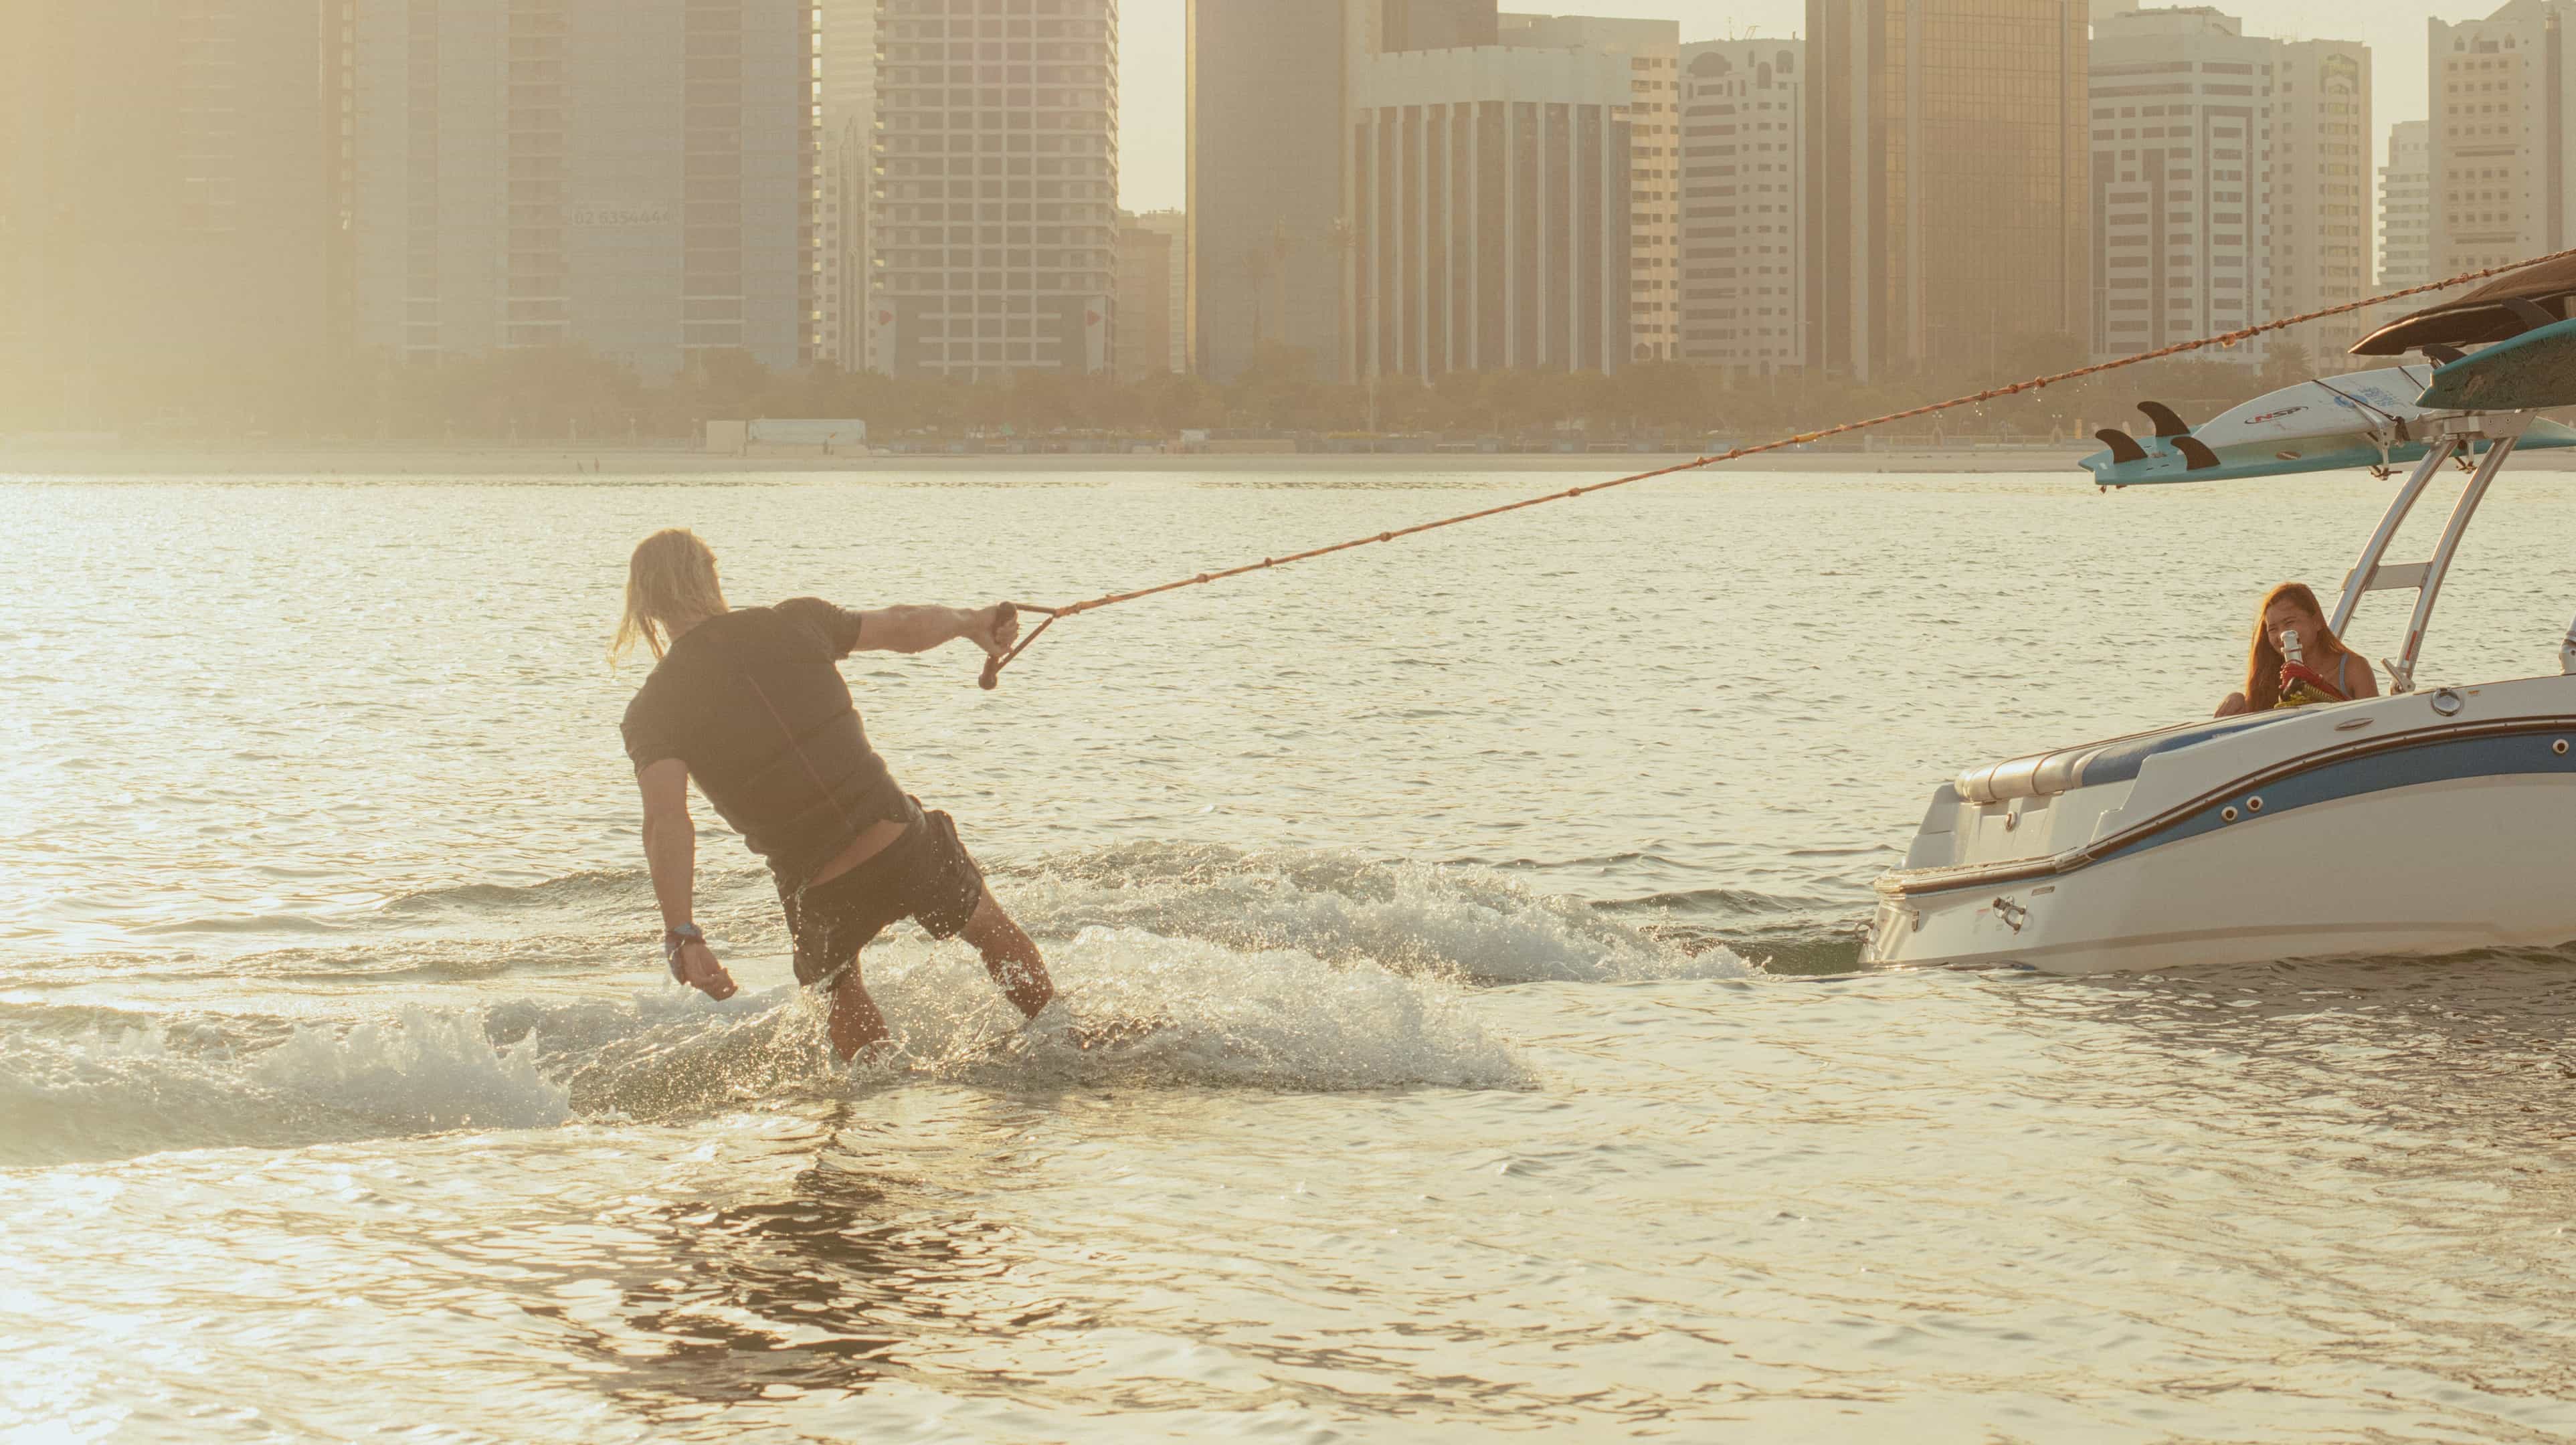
[
  {"left": 14, "top": 442, "right": 2571, "bottom": 479},
  {"left": 5, "top": 442, "right": 2097, "bottom": 476}
]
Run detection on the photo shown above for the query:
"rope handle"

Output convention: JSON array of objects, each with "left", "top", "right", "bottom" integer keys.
[
  {"left": 974, "top": 244, "right": 2576, "bottom": 688},
  {"left": 978, "top": 601, "right": 1061, "bottom": 690}
]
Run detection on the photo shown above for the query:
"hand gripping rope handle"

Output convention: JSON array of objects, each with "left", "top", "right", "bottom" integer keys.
[
  {"left": 968, "top": 245, "right": 2576, "bottom": 690},
  {"left": 978, "top": 600, "right": 1066, "bottom": 690}
]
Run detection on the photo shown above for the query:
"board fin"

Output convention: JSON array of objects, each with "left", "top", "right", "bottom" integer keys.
[
  {"left": 2504, "top": 297, "right": 2560, "bottom": 334},
  {"left": 2173, "top": 436, "right": 2221, "bottom": 471},
  {"left": 2138, "top": 401, "right": 2191, "bottom": 438},
  {"left": 2423, "top": 344, "right": 2466, "bottom": 365},
  {"left": 2092, "top": 427, "right": 2148, "bottom": 464}
]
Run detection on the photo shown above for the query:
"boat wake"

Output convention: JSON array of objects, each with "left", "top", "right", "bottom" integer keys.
[
  {"left": 0, "top": 921, "right": 1537, "bottom": 1168},
  {"left": 0, "top": 1004, "right": 571, "bottom": 1169},
  {"left": 336, "top": 842, "right": 1764, "bottom": 986},
  {"left": 2, "top": 846, "right": 1797, "bottom": 1166},
  {"left": 996, "top": 844, "right": 1754, "bottom": 983}
]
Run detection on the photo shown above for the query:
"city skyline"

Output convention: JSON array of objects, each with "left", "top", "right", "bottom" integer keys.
[
  {"left": 1116, "top": 0, "right": 2490, "bottom": 213},
  {"left": 4, "top": 0, "right": 2555, "bottom": 431}
]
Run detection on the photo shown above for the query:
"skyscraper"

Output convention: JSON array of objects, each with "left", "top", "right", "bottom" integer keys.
[
  {"left": 2087, "top": 7, "right": 2368, "bottom": 361},
  {"left": 2380, "top": 120, "right": 2431, "bottom": 291},
  {"left": 2427, "top": 0, "right": 2572, "bottom": 277},
  {"left": 2270, "top": 37, "right": 2373, "bottom": 357},
  {"left": 1679, "top": 39, "right": 1806, "bottom": 373},
  {"left": 1188, "top": 1, "right": 1348, "bottom": 381},
  {"left": 1805, "top": 0, "right": 2090, "bottom": 380},
  {"left": 348, "top": 0, "right": 818, "bottom": 377},
  {"left": 869, "top": 0, "right": 1119, "bottom": 378},
  {"left": 1500, "top": 15, "right": 1681, "bottom": 363},
  {"left": 2086, "top": 5, "right": 2276, "bottom": 360},
  {"left": 1, "top": 2, "right": 335, "bottom": 425},
  {"left": 1348, "top": 43, "right": 1634, "bottom": 378}
]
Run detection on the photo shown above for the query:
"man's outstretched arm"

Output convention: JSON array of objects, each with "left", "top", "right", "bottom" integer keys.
[
  {"left": 852, "top": 604, "right": 1016, "bottom": 657},
  {"left": 637, "top": 757, "right": 736, "bottom": 999}
]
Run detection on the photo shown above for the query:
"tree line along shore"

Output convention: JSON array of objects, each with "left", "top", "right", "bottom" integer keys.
[{"left": 7, "top": 333, "right": 2371, "bottom": 454}]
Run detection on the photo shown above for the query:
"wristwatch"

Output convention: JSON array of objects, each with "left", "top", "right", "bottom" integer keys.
[{"left": 662, "top": 923, "right": 705, "bottom": 982}]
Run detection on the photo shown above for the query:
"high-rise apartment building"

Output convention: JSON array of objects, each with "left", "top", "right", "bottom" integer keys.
[
  {"left": 2086, "top": 6, "right": 2276, "bottom": 359},
  {"left": 1677, "top": 39, "right": 1806, "bottom": 373},
  {"left": 2087, "top": 7, "right": 2369, "bottom": 361},
  {"left": 1805, "top": 0, "right": 2090, "bottom": 380},
  {"left": 1188, "top": 1, "right": 1683, "bottom": 381},
  {"left": 1500, "top": 15, "right": 1680, "bottom": 363},
  {"left": 2270, "top": 37, "right": 2372, "bottom": 357},
  {"left": 1195, "top": 1, "right": 1708, "bottom": 383},
  {"left": 1348, "top": 44, "right": 1633, "bottom": 378},
  {"left": 820, "top": 2, "right": 878, "bottom": 370},
  {"left": 1188, "top": 1, "right": 1348, "bottom": 382},
  {"left": 1, "top": 3, "right": 335, "bottom": 424},
  {"left": 349, "top": 0, "right": 818, "bottom": 377},
  {"left": 870, "top": 0, "right": 1118, "bottom": 378},
  {"left": 2428, "top": 0, "right": 2573, "bottom": 277},
  {"left": 2381, "top": 120, "right": 2431, "bottom": 291},
  {"left": 1115, "top": 217, "right": 1175, "bottom": 378}
]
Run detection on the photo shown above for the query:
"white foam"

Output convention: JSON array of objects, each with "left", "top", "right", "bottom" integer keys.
[
  {"left": 516, "top": 985, "right": 853, "bottom": 1121},
  {"left": 0, "top": 905, "right": 1547, "bottom": 1167},
  {"left": 1002, "top": 848, "right": 1748, "bottom": 985},
  {"left": 0, "top": 1007, "right": 566, "bottom": 1165},
  {"left": 248, "top": 1005, "right": 569, "bottom": 1133},
  {"left": 864, "top": 926, "right": 1534, "bottom": 1091}
]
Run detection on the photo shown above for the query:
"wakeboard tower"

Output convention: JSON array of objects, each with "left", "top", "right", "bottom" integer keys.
[{"left": 1867, "top": 262, "right": 2576, "bottom": 975}]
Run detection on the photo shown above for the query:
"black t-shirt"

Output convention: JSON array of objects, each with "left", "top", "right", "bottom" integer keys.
[{"left": 621, "top": 599, "right": 909, "bottom": 886}]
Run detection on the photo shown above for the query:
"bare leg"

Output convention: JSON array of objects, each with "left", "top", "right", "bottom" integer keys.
[
  {"left": 826, "top": 955, "right": 893, "bottom": 1062},
  {"left": 957, "top": 888, "right": 1055, "bottom": 1019}
]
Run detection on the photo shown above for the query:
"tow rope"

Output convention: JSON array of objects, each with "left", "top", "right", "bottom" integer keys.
[{"left": 978, "top": 245, "right": 2576, "bottom": 690}]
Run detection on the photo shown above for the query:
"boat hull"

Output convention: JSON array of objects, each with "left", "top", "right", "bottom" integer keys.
[{"left": 1867, "top": 683, "right": 2576, "bottom": 974}]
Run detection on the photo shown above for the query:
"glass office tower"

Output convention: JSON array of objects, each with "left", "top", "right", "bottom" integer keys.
[{"left": 1804, "top": 0, "right": 2090, "bottom": 380}]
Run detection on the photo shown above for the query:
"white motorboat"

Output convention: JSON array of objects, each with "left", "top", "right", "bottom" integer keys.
[{"left": 1864, "top": 261, "right": 2576, "bottom": 974}]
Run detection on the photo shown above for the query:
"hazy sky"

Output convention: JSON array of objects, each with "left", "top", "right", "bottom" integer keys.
[{"left": 1115, "top": 1, "right": 2495, "bottom": 214}]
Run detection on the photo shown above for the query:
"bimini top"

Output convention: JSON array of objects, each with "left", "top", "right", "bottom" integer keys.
[
  {"left": 2352, "top": 253, "right": 2576, "bottom": 357},
  {"left": 2078, "top": 363, "right": 2576, "bottom": 487}
]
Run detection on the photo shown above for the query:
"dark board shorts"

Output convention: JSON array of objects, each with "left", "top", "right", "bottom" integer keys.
[{"left": 779, "top": 797, "right": 988, "bottom": 988}]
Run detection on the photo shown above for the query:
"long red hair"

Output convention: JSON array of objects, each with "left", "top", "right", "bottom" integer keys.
[{"left": 2241, "top": 581, "right": 2355, "bottom": 710}]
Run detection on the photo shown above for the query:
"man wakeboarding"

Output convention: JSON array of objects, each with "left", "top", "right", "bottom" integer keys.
[{"left": 613, "top": 527, "right": 1060, "bottom": 1060}]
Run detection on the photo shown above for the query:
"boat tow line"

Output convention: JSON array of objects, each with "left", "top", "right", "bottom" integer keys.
[{"left": 974, "top": 244, "right": 2576, "bottom": 689}]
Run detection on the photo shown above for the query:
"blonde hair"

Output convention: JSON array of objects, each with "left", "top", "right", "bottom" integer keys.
[{"left": 612, "top": 528, "right": 728, "bottom": 662}]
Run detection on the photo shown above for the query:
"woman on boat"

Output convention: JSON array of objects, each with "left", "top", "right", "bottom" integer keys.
[{"left": 2214, "top": 581, "right": 2380, "bottom": 716}]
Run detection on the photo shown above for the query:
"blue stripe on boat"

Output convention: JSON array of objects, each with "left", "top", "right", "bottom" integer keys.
[{"left": 2103, "top": 727, "right": 2576, "bottom": 862}]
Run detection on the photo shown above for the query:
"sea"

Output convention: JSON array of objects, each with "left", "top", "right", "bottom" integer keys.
[{"left": 6, "top": 462, "right": 2576, "bottom": 1442}]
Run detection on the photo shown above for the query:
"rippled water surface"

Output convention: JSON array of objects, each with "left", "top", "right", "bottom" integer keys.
[{"left": 9, "top": 464, "right": 2576, "bottom": 1442}]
